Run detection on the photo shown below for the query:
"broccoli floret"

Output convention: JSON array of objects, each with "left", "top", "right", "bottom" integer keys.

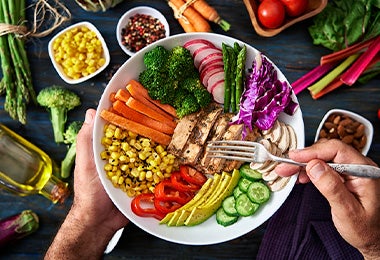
[
  {"left": 61, "top": 121, "right": 83, "bottom": 179},
  {"left": 176, "top": 95, "right": 200, "bottom": 118},
  {"left": 168, "top": 46, "right": 195, "bottom": 81},
  {"left": 143, "top": 45, "right": 170, "bottom": 70},
  {"left": 172, "top": 88, "right": 191, "bottom": 109},
  {"left": 179, "top": 76, "right": 212, "bottom": 108},
  {"left": 36, "top": 85, "right": 81, "bottom": 143}
]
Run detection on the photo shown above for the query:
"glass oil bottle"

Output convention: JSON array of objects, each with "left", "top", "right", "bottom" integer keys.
[{"left": 0, "top": 124, "right": 69, "bottom": 203}]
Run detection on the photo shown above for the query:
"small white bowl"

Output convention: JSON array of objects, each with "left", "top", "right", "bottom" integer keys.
[
  {"left": 315, "top": 109, "right": 373, "bottom": 155},
  {"left": 116, "top": 6, "right": 170, "bottom": 56},
  {"left": 48, "top": 21, "right": 110, "bottom": 84}
]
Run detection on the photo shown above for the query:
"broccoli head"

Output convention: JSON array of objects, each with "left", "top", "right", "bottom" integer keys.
[
  {"left": 61, "top": 121, "right": 83, "bottom": 179},
  {"left": 179, "top": 76, "right": 212, "bottom": 108},
  {"left": 143, "top": 45, "right": 170, "bottom": 70},
  {"left": 176, "top": 95, "right": 200, "bottom": 118},
  {"left": 36, "top": 85, "right": 81, "bottom": 143},
  {"left": 168, "top": 46, "right": 195, "bottom": 81}
]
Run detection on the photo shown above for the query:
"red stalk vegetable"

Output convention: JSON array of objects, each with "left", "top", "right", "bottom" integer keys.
[
  {"left": 291, "top": 62, "right": 337, "bottom": 94},
  {"left": 0, "top": 210, "right": 39, "bottom": 248},
  {"left": 311, "top": 76, "right": 344, "bottom": 100},
  {"left": 340, "top": 36, "right": 380, "bottom": 86},
  {"left": 320, "top": 36, "right": 377, "bottom": 66}
]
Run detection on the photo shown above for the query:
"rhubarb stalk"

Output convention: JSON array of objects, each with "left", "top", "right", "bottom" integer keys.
[{"left": 340, "top": 36, "right": 380, "bottom": 86}]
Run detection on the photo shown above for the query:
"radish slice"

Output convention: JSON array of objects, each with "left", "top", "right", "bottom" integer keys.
[
  {"left": 183, "top": 39, "right": 216, "bottom": 55},
  {"left": 193, "top": 46, "right": 222, "bottom": 69},
  {"left": 207, "top": 71, "right": 225, "bottom": 92},
  {"left": 200, "top": 65, "right": 224, "bottom": 86},
  {"left": 199, "top": 55, "right": 223, "bottom": 73},
  {"left": 211, "top": 82, "right": 225, "bottom": 104}
]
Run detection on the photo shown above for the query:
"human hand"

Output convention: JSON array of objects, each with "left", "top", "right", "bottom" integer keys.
[
  {"left": 70, "top": 109, "right": 129, "bottom": 238},
  {"left": 275, "top": 139, "right": 380, "bottom": 259}
]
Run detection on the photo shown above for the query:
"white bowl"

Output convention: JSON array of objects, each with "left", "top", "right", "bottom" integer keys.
[
  {"left": 93, "top": 32, "right": 305, "bottom": 245},
  {"left": 48, "top": 21, "right": 110, "bottom": 84},
  {"left": 314, "top": 109, "right": 373, "bottom": 155},
  {"left": 116, "top": 6, "right": 170, "bottom": 56}
]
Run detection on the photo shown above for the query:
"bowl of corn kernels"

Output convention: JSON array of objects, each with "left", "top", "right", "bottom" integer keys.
[{"left": 48, "top": 21, "right": 110, "bottom": 84}]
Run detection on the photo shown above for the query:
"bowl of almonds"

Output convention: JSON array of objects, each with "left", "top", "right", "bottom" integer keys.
[{"left": 315, "top": 109, "right": 373, "bottom": 155}]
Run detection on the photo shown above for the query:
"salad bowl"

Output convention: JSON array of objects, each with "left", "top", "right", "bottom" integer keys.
[{"left": 93, "top": 33, "right": 304, "bottom": 245}]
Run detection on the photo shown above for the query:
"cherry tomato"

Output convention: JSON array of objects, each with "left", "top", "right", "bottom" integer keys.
[
  {"left": 257, "top": 0, "right": 286, "bottom": 29},
  {"left": 280, "top": 0, "right": 308, "bottom": 17},
  {"left": 179, "top": 165, "right": 207, "bottom": 186}
]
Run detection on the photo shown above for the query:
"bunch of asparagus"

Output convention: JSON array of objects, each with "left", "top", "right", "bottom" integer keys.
[{"left": 0, "top": 0, "right": 36, "bottom": 124}]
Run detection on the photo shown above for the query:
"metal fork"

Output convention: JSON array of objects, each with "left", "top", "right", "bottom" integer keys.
[{"left": 206, "top": 140, "right": 380, "bottom": 178}]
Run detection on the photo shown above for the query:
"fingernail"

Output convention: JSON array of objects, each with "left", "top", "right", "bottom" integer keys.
[
  {"left": 309, "top": 162, "right": 325, "bottom": 180},
  {"left": 85, "top": 110, "right": 94, "bottom": 124}
]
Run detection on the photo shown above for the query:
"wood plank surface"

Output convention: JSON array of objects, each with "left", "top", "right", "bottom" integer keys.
[{"left": 0, "top": 0, "right": 379, "bottom": 259}]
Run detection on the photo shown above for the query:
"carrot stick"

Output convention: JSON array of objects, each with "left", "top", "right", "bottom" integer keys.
[
  {"left": 114, "top": 88, "right": 131, "bottom": 103},
  {"left": 188, "top": 0, "right": 230, "bottom": 31},
  {"left": 109, "top": 92, "right": 117, "bottom": 102},
  {"left": 168, "top": 0, "right": 211, "bottom": 32},
  {"left": 126, "top": 97, "right": 177, "bottom": 129},
  {"left": 127, "top": 79, "right": 178, "bottom": 118},
  {"left": 100, "top": 110, "right": 172, "bottom": 146},
  {"left": 112, "top": 100, "right": 175, "bottom": 135}
]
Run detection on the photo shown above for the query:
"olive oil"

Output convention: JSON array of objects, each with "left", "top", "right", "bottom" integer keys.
[{"left": 0, "top": 124, "right": 69, "bottom": 203}]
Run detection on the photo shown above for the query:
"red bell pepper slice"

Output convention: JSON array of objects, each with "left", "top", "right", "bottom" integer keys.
[
  {"left": 154, "top": 179, "right": 193, "bottom": 204},
  {"left": 170, "top": 171, "right": 200, "bottom": 192},
  {"left": 154, "top": 199, "right": 182, "bottom": 214},
  {"left": 179, "top": 165, "right": 207, "bottom": 186},
  {"left": 131, "top": 193, "right": 165, "bottom": 220}
]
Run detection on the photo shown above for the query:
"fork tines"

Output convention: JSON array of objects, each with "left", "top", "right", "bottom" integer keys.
[{"left": 206, "top": 140, "right": 258, "bottom": 163}]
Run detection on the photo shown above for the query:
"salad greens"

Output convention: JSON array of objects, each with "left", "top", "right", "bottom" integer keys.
[{"left": 308, "top": 0, "right": 380, "bottom": 51}]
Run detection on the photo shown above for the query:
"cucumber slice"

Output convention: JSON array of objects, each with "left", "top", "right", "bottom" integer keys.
[
  {"left": 238, "top": 177, "right": 252, "bottom": 192},
  {"left": 216, "top": 207, "right": 239, "bottom": 227},
  {"left": 222, "top": 196, "right": 238, "bottom": 216},
  {"left": 239, "top": 163, "right": 262, "bottom": 181},
  {"left": 235, "top": 193, "right": 259, "bottom": 217},
  {"left": 247, "top": 182, "right": 271, "bottom": 204},
  {"left": 233, "top": 186, "right": 244, "bottom": 199}
]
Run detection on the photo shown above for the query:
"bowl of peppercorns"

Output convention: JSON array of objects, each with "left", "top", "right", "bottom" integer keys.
[{"left": 117, "top": 6, "right": 170, "bottom": 56}]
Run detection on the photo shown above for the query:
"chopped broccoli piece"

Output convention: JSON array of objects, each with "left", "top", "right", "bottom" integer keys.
[
  {"left": 176, "top": 95, "right": 200, "bottom": 118},
  {"left": 143, "top": 45, "right": 170, "bottom": 70},
  {"left": 61, "top": 121, "right": 83, "bottom": 179},
  {"left": 180, "top": 76, "right": 212, "bottom": 107},
  {"left": 168, "top": 46, "right": 194, "bottom": 81},
  {"left": 36, "top": 85, "right": 81, "bottom": 143}
]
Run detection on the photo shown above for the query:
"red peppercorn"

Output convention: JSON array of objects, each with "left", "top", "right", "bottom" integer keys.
[{"left": 121, "top": 13, "right": 166, "bottom": 52}]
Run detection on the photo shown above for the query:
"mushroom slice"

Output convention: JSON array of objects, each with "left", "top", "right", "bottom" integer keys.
[
  {"left": 262, "top": 167, "right": 279, "bottom": 181},
  {"left": 267, "top": 176, "right": 291, "bottom": 191},
  {"left": 287, "top": 125, "right": 298, "bottom": 150},
  {"left": 277, "top": 122, "right": 290, "bottom": 153},
  {"left": 263, "top": 120, "right": 282, "bottom": 143}
]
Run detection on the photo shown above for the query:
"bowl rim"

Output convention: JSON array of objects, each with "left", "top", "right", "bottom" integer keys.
[
  {"left": 116, "top": 6, "right": 170, "bottom": 56},
  {"left": 314, "top": 108, "right": 374, "bottom": 155},
  {"left": 48, "top": 21, "right": 110, "bottom": 84}
]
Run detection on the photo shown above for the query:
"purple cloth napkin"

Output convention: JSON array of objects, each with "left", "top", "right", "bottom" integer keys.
[{"left": 257, "top": 183, "right": 363, "bottom": 260}]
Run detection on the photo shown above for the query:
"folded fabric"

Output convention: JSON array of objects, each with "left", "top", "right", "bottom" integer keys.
[{"left": 257, "top": 183, "right": 363, "bottom": 260}]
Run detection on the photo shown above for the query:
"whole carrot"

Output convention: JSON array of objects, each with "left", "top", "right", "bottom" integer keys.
[
  {"left": 168, "top": 0, "right": 211, "bottom": 32},
  {"left": 187, "top": 0, "right": 230, "bottom": 31}
]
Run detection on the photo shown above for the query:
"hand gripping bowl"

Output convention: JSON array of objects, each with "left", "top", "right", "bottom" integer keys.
[{"left": 93, "top": 33, "right": 305, "bottom": 245}]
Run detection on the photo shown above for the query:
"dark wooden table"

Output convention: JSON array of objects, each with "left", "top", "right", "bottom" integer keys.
[{"left": 0, "top": 1, "right": 379, "bottom": 259}]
